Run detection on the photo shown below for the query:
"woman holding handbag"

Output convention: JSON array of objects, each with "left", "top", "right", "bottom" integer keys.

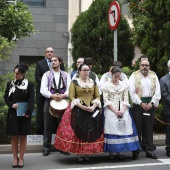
[
  {"left": 54, "top": 64, "right": 103, "bottom": 162},
  {"left": 4, "top": 63, "right": 34, "bottom": 168}
]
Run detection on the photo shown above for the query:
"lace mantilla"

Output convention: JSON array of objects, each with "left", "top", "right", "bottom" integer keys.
[{"left": 76, "top": 78, "right": 94, "bottom": 88}]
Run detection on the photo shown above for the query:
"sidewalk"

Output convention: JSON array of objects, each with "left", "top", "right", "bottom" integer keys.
[{"left": 0, "top": 134, "right": 166, "bottom": 154}]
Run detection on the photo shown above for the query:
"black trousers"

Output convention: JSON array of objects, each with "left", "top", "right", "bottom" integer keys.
[
  {"left": 43, "top": 100, "right": 61, "bottom": 149},
  {"left": 36, "top": 97, "right": 45, "bottom": 135},
  {"left": 132, "top": 104, "right": 155, "bottom": 153},
  {"left": 164, "top": 115, "right": 170, "bottom": 146}
]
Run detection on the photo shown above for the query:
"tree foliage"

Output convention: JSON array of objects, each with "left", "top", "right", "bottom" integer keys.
[
  {"left": 0, "top": 0, "right": 36, "bottom": 61},
  {"left": 71, "top": 0, "right": 134, "bottom": 74},
  {"left": 0, "top": 36, "right": 15, "bottom": 61},
  {"left": 123, "top": 0, "right": 170, "bottom": 78}
]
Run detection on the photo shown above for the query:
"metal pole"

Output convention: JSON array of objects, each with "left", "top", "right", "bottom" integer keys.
[{"left": 114, "top": 29, "right": 117, "bottom": 61}]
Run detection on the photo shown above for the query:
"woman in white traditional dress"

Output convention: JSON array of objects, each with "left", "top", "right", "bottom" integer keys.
[{"left": 102, "top": 66, "right": 140, "bottom": 160}]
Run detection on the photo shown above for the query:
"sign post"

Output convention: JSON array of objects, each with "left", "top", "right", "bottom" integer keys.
[{"left": 108, "top": 1, "right": 121, "bottom": 62}]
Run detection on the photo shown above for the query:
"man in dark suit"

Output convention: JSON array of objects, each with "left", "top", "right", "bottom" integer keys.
[
  {"left": 35, "top": 47, "right": 55, "bottom": 135},
  {"left": 160, "top": 60, "right": 170, "bottom": 157}
]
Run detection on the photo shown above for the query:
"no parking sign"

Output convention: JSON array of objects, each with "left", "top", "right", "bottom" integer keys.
[{"left": 108, "top": 1, "right": 121, "bottom": 61}]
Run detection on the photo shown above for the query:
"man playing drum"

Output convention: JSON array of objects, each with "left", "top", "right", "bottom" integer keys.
[{"left": 40, "top": 55, "right": 71, "bottom": 156}]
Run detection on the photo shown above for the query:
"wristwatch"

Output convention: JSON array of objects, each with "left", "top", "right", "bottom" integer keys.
[{"left": 151, "top": 102, "right": 154, "bottom": 106}]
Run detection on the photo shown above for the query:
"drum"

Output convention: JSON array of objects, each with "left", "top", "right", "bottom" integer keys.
[{"left": 49, "top": 99, "right": 68, "bottom": 118}]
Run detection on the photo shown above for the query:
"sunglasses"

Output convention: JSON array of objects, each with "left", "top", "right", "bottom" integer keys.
[
  {"left": 140, "top": 64, "right": 150, "bottom": 67},
  {"left": 46, "top": 51, "right": 54, "bottom": 53}
]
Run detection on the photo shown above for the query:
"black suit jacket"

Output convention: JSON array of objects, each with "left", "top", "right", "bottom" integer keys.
[
  {"left": 35, "top": 59, "right": 49, "bottom": 99},
  {"left": 160, "top": 73, "right": 170, "bottom": 115}
]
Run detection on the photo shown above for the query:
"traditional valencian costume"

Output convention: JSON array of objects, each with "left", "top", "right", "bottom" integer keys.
[
  {"left": 41, "top": 69, "right": 71, "bottom": 154},
  {"left": 54, "top": 78, "right": 104, "bottom": 154},
  {"left": 129, "top": 69, "right": 161, "bottom": 157},
  {"left": 102, "top": 79, "right": 140, "bottom": 153}
]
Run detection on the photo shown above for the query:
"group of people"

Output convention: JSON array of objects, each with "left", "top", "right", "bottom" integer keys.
[{"left": 3, "top": 46, "right": 170, "bottom": 168}]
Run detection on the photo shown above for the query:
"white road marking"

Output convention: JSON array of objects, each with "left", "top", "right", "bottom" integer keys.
[
  {"left": 47, "top": 159, "right": 170, "bottom": 170},
  {"left": 158, "top": 159, "right": 170, "bottom": 164}
]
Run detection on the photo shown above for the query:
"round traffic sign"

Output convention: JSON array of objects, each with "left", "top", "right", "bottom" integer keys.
[{"left": 108, "top": 1, "right": 121, "bottom": 30}]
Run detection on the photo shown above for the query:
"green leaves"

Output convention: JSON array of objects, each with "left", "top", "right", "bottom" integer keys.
[
  {"left": 0, "top": 0, "right": 37, "bottom": 61},
  {"left": 0, "top": 1, "right": 35, "bottom": 41},
  {"left": 0, "top": 36, "right": 15, "bottom": 61},
  {"left": 124, "top": 0, "right": 170, "bottom": 78}
]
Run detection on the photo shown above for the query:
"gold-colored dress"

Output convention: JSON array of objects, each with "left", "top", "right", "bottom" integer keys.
[
  {"left": 54, "top": 78, "right": 104, "bottom": 154},
  {"left": 69, "top": 78, "right": 101, "bottom": 108}
]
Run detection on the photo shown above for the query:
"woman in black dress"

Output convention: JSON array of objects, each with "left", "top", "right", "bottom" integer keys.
[{"left": 4, "top": 64, "right": 34, "bottom": 168}]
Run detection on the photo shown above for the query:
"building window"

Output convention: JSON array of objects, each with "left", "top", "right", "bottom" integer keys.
[
  {"left": 20, "top": 0, "right": 45, "bottom": 7},
  {"left": 20, "top": 56, "right": 44, "bottom": 65}
]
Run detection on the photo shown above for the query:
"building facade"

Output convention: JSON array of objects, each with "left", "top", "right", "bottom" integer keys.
[
  {"left": 0, "top": 0, "right": 69, "bottom": 74},
  {"left": 0, "top": 0, "right": 140, "bottom": 74}
]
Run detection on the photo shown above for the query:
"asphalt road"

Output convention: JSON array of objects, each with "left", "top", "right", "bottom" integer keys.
[{"left": 0, "top": 146, "right": 170, "bottom": 170}]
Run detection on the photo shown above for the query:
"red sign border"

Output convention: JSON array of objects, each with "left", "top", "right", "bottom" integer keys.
[{"left": 108, "top": 1, "right": 121, "bottom": 31}]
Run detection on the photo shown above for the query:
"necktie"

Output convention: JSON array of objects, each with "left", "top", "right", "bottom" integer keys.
[{"left": 48, "top": 60, "right": 52, "bottom": 70}]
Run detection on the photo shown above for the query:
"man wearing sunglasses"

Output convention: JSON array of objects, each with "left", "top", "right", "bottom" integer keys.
[{"left": 129, "top": 55, "right": 161, "bottom": 160}]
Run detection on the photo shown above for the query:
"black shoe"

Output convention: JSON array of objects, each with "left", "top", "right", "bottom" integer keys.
[
  {"left": 146, "top": 153, "right": 158, "bottom": 159},
  {"left": 59, "top": 150, "right": 70, "bottom": 155},
  {"left": 132, "top": 150, "right": 139, "bottom": 160},
  {"left": 18, "top": 159, "right": 24, "bottom": 168},
  {"left": 166, "top": 152, "right": 170, "bottom": 157},
  {"left": 43, "top": 149, "right": 49, "bottom": 156},
  {"left": 115, "top": 155, "right": 124, "bottom": 160},
  {"left": 132, "top": 154, "right": 139, "bottom": 160},
  {"left": 165, "top": 146, "right": 170, "bottom": 157},
  {"left": 12, "top": 157, "right": 19, "bottom": 168},
  {"left": 12, "top": 164, "right": 18, "bottom": 168}
]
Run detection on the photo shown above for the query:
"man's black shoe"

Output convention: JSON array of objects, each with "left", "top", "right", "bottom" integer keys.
[
  {"left": 165, "top": 146, "right": 170, "bottom": 157},
  {"left": 59, "top": 150, "right": 70, "bottom": 155},
  {"left": 146, "top": 153, "right": 158, "bottom": 159},
  {"left": 132, "top": 154, "right": 139, "bottom": 160},
  {"left": 166, "top": 152, "right": 170, "bottom": 157},
  {"left": 43, "top": 149, "right": 49, "bottom": 156}
]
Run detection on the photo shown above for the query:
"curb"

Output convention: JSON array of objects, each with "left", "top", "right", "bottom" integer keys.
[{"left": 0, "top": 138, "right": 166, "bottom": 154}]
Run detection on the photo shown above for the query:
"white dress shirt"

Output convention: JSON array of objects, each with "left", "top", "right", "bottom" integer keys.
[
  {"left": 40, "top": 70, "right": 71, "bottom": 98},
  {"left": 129, "top": 72, "right": 161, "bottom": 107}
]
